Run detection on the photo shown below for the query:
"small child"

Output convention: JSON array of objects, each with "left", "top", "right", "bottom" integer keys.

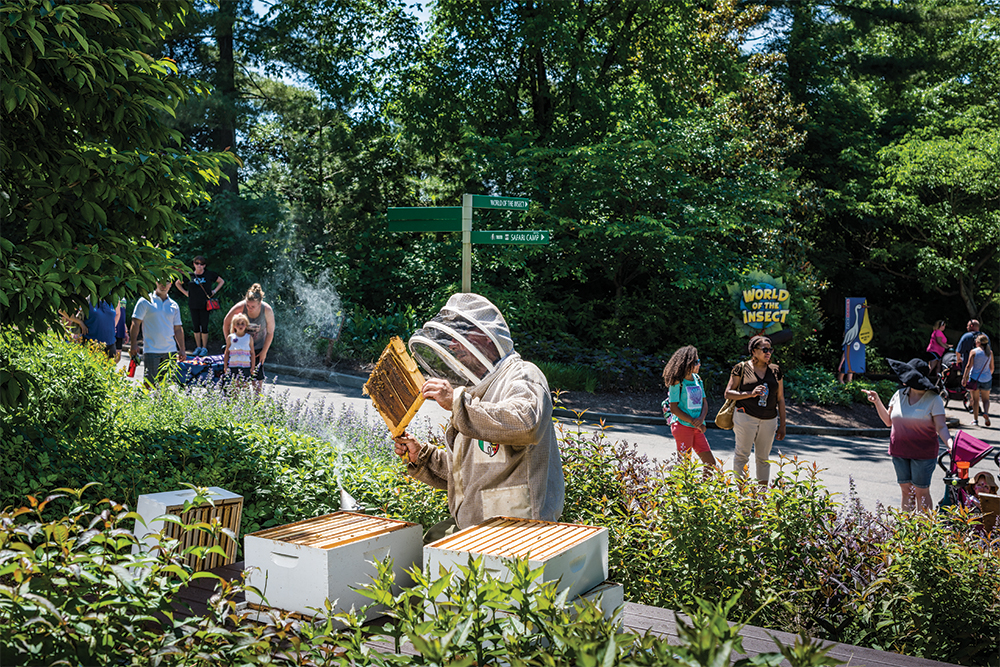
[
  {"left": 662, "top": 345, "right": 717, "bottom": 474},
  {"left": 969, "top": 471, "right": 998, "bottom": 508},
  {"left": 224, "top": 313, "right": 256, "bottom": 383}
]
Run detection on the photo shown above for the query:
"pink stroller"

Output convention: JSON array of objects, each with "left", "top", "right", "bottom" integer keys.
[{"left": 937, "top": 430, "right": 997, "bottom": 508}]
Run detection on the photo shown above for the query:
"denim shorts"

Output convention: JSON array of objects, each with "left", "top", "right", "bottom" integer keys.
[
  {"left": 973, "top": 377, "right": 992, "bottom": 392},
  {"left": 891, "top": 456, "right": 936, "bottom": 489}
]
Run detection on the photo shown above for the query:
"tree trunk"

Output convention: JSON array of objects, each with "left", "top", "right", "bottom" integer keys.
[{"left": 214, "top": 0, "right": 238, "bottom": 192}]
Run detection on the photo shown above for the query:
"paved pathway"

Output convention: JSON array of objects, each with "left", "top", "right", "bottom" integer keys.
[{"left": 260, "top": 365, "right": 999, "bottom": 512}]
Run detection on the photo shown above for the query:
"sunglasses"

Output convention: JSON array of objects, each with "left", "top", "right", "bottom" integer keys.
[
  {"left": 193, "top": 262, "right": 206, "bottom": 266},
  {"left": 757, "top": 347, "right": 773, "bottom": 354}
]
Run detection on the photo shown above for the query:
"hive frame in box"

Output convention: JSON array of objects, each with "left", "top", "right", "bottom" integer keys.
[
  {"left": 133, "top": 487, "right": 243, "bottom": 572},
  {"left": 363, "top": 336, "right": 426, "bottom": 438},
  {"left": 424, "top": 516, "right": 609, "bottom": 601},
  {"left": 244, "top": 511, "right": 423, "bottom": 621}
]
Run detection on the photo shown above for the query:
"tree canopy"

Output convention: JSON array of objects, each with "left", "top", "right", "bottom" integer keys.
[
  {"left": 4, "top": 0, "right": 998, "bottom": 366},
  {"left": 0, "top": 0, "right": 237, "bottom": 335}
]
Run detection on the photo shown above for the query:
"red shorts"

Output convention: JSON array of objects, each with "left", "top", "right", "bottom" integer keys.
[{"left": 670, "top": 421, "right": 711, "bottom": 454}]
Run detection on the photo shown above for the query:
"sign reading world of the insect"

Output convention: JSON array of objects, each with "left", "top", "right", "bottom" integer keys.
[
  {"left": 471, "top": 230, "right": 550, "bottom": 245},
  {"left": 727, "top": 272, "right": 791, "bottom": 337},
  {"left": 470, "top": 195, "right": 531, "bottom": 210}
]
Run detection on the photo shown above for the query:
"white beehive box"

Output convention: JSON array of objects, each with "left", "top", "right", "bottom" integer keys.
[
  {"left": 424, "top": 516, "right": 608, "bottom": 600},
  {"left": 133, "top": 487, "right": 243, "bottom": 571},
  {"left": 578, "top": 581, "right": 624, "bottom": 623},
  {"left": 244, "top": 511, "right": 422, "bottom": 619}
]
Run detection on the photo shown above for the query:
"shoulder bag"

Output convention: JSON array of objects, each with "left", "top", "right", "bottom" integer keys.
[
  {"left": 714, "top": 362, "right": 745, "bottom": 430},
  {"left": 199, "top": 282, "right": 220, "bottom": 311}
]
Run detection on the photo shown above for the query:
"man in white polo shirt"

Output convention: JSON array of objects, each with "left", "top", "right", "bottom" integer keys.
[{"left": 130, "top": 279, "right": 187, "bottom": 385}]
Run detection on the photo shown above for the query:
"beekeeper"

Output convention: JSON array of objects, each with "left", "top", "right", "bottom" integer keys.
[{"left": 394, "top": 293, "right": 565, "bottom": 540}]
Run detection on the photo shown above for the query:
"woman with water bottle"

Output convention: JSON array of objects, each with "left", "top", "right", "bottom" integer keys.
[{"left": 723, "top": 335, "right": 786, "bottom": 484}]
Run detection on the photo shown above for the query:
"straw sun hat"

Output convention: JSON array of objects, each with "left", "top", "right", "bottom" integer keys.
[{"left": 972, "top": 470, "right": 998, "bottom": 495}]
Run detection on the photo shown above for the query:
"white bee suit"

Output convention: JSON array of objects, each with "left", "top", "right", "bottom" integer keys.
[{"left": 407, "top": 294, "right": 565, "bottom": 530}]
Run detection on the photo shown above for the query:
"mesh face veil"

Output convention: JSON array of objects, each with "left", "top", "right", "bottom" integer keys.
[{"left": 408, "top": 294, "right": 513, "bottom": 387}]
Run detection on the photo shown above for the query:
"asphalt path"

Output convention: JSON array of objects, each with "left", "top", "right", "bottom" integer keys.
[{"left": 258, "top": 367, "right": 1000, "bottom": 513}]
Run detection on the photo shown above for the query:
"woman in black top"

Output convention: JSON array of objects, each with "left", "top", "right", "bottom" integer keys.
[
  {"left": 723, "top": 335, "right": 787, "bottom": 484},
  {"left": 175, "top": 255, "right": 225, "bottom": 356}
]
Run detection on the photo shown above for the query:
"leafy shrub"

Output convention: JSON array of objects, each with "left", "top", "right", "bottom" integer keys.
[
  {"left": 330, "top": 304, "right": 422, "bottom": 362},
  {"left": 783, "top": 364, "right": 897, "bottom": 406},
  {"left": 0, "top": 332, "right": 130, "bottom": 439},
  {"left": 518, "top": 334, "right": 668, "bottom": 392},
  {"left": 0, "top": 486, "right": 254, "bottom": 666},
  {"left": 820, "top": 499, "right": 1000, "bottom": 665},
  {"left": 535, "top": 360, "right": 599, "bottom": 393},
  {"left": 555, "top": 422, "right": 1000, "bottom": 665},
  {"left": 0, "top": 485, "right": 841, "bottom": 666}
]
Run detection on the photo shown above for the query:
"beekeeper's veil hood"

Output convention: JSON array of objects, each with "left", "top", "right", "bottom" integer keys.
[{"left": 408, "top": 293, "right": 514, "bottom": 387}]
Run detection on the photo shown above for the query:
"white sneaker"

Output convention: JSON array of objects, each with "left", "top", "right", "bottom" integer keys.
[{"left": 972, "top": 420, "right": 979, "bottom": 426}]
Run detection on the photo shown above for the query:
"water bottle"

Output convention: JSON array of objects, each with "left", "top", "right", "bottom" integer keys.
[{"left": 757, "top": 383, "right": 769, "bottom": 407}]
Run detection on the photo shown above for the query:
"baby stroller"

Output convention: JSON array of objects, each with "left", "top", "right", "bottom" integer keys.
[
  {"left": 937, "top": 430, "right": 996, "bottom": 508},
  {"left": 934, "top": 350, "right": 971, "bottom": 411},
  {"left": 178, "top": 354, "right": 227, "bottom": 387}
]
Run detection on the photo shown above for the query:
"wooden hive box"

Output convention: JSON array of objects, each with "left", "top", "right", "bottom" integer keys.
[
  {"left": 363, "top": 336, "right": 425, "bottom": 438},
  {"left": 134, "top": 487, "right": 243, "bottom": 571},
  {"left": 424, "top": 517, "right": 608, "bottom": 601},
  {"left": 244, "top": 512, "right": 422, "bottom": 619}
]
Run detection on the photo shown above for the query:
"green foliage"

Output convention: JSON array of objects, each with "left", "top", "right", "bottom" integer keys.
[
  {"left": 0, "top": 330, "right": 448, "bottom": 540},
  {"left": 330, "top": 304, "right": 422, "bottom": 362},
  {"left": 0, "top": 0, "right": 238, "bottom": 338},
  {"left": 783, "top": 365, "right": 897, "bottom": 407},
  {"left": 0, "top": 485, "right": 250, "bottom": 665},
  {"left": 556, "top": 426, "right": 1000, "bottom": 665},
  {"left": 1, "top": 486, "right": 840, "bottom": 666},
  {"left": 535, "top": 361, "right": 598, "bottom": 393},
  {"left": 872, "top": 127, "right": 1000, "bottom": 321},
  {"left": 844, "top": 508, "right": 1000, "bottom": 664}
]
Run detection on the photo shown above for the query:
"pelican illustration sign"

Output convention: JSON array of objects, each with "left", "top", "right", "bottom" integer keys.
[
  {"left": 727, "top": 272, "right": 791, "bottom": 337},
  {"left": 841, "top": 298, "right": 872, "bottom": 375}
]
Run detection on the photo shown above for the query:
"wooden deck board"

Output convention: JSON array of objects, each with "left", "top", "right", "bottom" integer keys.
[
  {"left": 623, "top": 603, "right": 957, "bottom": 667},
  {"left": 171, "top": 562, "right": 957, "bottom": 666}
]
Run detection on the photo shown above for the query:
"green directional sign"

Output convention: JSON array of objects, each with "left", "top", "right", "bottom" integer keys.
[
  {"left": 388, "top": 206, "right": 462, "bottom": 232},
  {"left": 471, "top": 230, "right": 550, "bottom": 245},
  {"left": 470, "top": 195, "right": 531, "bottom": 211}
]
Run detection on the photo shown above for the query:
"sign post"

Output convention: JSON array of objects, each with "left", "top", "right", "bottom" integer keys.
[
  {"left": 389, "top": 194, "right": 548, "bottom": 294},
  {"left": 462, "top": 194, "right": 473, "bottom": 293}
]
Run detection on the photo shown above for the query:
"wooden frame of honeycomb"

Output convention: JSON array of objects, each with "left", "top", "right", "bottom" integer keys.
[{"left": 363, "top": 336, "right": 426, "bottom": 437}]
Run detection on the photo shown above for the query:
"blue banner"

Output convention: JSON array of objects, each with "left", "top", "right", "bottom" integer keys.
[{"left": 840, "top": 297, "right": 870, "bottom": 375}]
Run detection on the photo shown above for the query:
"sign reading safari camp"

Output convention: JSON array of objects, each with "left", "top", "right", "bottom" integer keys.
[{"left": 727, "top": 272, "right": 791, "bottom": 337}]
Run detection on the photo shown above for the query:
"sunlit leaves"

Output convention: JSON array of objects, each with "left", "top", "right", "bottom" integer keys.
[{"left": 0, "top": 0, "right": 238, "bottom": 339}]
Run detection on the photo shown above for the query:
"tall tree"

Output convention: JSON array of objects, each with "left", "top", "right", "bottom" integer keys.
[
  {"left": 159, "top": 0, "right": 255, "bottom": 191},
  {"left": 390, "top": 0, "right": 813, "bottom": 347},
  {"left": 759, "top": 0, "right": 998, "bottom": 342}
]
